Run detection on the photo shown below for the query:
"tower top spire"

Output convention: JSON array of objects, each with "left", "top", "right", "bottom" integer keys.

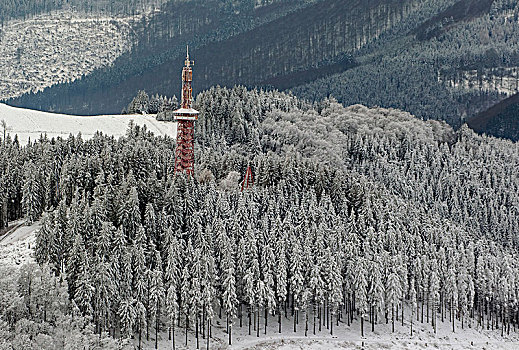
[{"left": 185, "top": 45, "right": 193, "bottom": 68}]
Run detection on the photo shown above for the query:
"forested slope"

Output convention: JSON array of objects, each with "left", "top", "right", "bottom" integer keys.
[
  {"left": 1, "top": 88, "right": 518, "bottom": 348},
  {"left": 468, "top": 92, "right": 519, "bottom": 141},
  {"left": 6, "top": 0, "right": 453, "bottom": 115},
  {"left": 6, "top": 0, "right": 318, "bottom": 115},
  {"left": 8, "top": 0, "right": 519, "bottom": 139},
  {"left": 292, "top": 0, "right": 519, "bottom": 130}
]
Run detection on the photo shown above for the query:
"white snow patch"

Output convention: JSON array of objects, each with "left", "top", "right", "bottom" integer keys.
[{"left": 0, "top": 103, "right": 177, "bottom": 145}]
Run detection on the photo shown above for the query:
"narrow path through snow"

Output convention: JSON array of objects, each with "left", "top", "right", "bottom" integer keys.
[{"left": 0, "top": 221, "right": 40, "bottom": 246}]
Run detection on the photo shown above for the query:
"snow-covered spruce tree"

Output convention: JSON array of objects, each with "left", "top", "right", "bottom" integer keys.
[
  {"left": 126, "top": 90, "right": 150, "bottom": 114},
  {"left": 164, "top": 233, "right": 181, "bottom": 347},
  {"left": 368, "top": 257, "right": 385, "bottom": 332},
  {"left": 74, "top": 251, "right": 94, "bottom": 317},
  {"left": 221, "top": 231, "right": 237, "bottom": 344},
  {"left": 149, "top": 250, "right": 165, "bottom": 349},
  {"left": 274, "top": 222, "right": 288, "bottom": 334},
  {"left": 289, "top": 233, "right": 305, "bottom": 333},
  {"left": 259, "top": 241, "right": 276, "bottom": 335},
  {"left": 445, "top": 267, "right": 458, "bottom": 332},
  {"left": 165, "top": 282, "right": 179, "bottom": 349},
  {"left": 327, "top": 250, "right": 343, "bottom": 336},
  {"left": 429, "top": 264, "right": 441, "bottom": 333},
  {"left": 355, "top": 259, "right": 368, "bottom": 337},
  {"left": 119, "top": 297, "right": 136, "bottom": 340},
  {"left": 386, "top": 271, "right": 402, "bottom": 333},
  {"left": 21, "top": 162, "right": 43, "bottom": 223}
]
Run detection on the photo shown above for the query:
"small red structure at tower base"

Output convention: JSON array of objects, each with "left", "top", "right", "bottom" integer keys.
[{"left": 241, "top": 166, "right": 254, "bottom": 192}]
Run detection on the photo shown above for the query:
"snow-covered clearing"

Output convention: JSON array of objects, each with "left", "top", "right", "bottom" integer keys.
[
  {"left": 0, "top": 10, "right": 136, "bottom": 100},
  {"left": 0, "top": 103, "right": 177, "bottom": 145}
]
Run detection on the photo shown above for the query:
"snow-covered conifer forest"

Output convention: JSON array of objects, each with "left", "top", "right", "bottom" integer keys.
[{"left": 1, "top": 87, "right": 519, "bottom": 349}]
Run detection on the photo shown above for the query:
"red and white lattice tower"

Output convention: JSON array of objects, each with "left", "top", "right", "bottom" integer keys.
[{"left": 173, "top": 46, "right": 199, "bottom": 175}]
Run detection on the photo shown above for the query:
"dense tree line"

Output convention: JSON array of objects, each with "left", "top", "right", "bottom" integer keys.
[
  {"left": 123, "top": 90, "right": 178, "bottom": 116},
  {"left": 2, "top": 87, "right": 519, "bottom": 348}
]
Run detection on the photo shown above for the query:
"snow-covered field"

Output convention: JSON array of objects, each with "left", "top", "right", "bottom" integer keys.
[
  {"left": 0, "top": 10, "right": 135, "bottom": 100},
  {"left": 0, "top": 103, "right": 177, "bottom": 145}
]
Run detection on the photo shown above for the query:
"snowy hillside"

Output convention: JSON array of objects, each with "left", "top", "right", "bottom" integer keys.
[
  {"left": 0, "top": 10, "right": 135, "bottom": 100},
  {"left": 0, "top": 103, "right": 177, "bottom": 144}
]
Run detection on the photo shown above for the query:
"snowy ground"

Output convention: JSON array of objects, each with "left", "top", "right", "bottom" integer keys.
[
  {"left": 145, "top": 308, "right": 519, "bottom": 350},
  {"left": 0, "top": 221, "right": 40, "bottom": 247},
  {"left": 0, "top": 103, "right": 177, "bottom": 145},
  {"left": 0, "top": 10, "right": 136, "bottom": 100}
]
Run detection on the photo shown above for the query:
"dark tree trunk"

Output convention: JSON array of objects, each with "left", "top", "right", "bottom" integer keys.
[
  {"left": 401, "top": 302, "right": 404, "bottom": 327},
  {"left": 294, "top": 308, "right": 297, "bottom": 332},
  {"left": 172, "top": 321, "right": 176, "bottom": 350},
  {"left": 206, "top": 319, "right": 210, "bottom": 350},
  {"left": 331, "top": 310, "right": 333, "bottom": 336},
  {"left": 392, "top": 306, "right": 395, "bottom": 333},
  {"left": 155, "top": 302, "right": 160, "bottom": 349},
  {"left": 239, "top": 304, "right": 242, "bottom": 328},
  {"left": 305, "top": 308, "right": 308, "bottom": 337},
  {"left": 411, "top": 311, "right": 413, "bottom": 336},
  {"left": 264, "top": 308, "right": 268, "bottom": 334},
  {"left": 139, "top": 324, "right": 142, "bottom": 350},
  {"left": 313, "top": 305, "right": 316, "bottom": 335},
  {"left": 451, "top": 296, "right": 455, "bottom": 333},
  {"left": 256, "top": 308, "right": 260, "bottom": 338},
  {"left": 278, "top": 307, "right": 282, "bottom": 333},
  {"left": 196, "top": 313, "right": 199, "bottom": 349},
  {"left": 372, "top": 306, "right": 375, "bottom": 332},
  {"left": 185, "top": 315, "right": 188, "bottom": 347}
]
